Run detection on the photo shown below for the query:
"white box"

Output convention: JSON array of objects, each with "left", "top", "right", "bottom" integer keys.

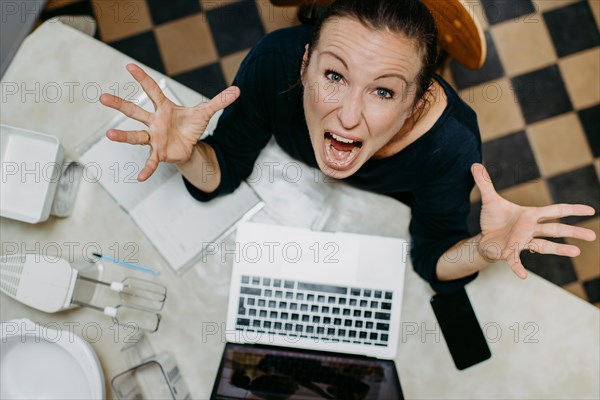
[{"left": 0, "top": 124, "right": 64, "bottom": 223}]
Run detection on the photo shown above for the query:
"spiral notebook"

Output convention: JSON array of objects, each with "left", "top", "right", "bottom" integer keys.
[{"left": 78, "top": 83, "right": 263, "bottom": 274}]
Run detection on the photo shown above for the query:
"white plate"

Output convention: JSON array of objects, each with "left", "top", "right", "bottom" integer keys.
[
  {"left": 0, "top": 124, "right": 64, "bottom": 223},
  {"left": 0, "top": 319, "right": 104, "bottom": 399}
]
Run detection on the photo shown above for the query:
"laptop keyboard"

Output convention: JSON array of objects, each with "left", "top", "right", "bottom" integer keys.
[{"left": 236, "top": 275, "right": 393, "bottom": 347}]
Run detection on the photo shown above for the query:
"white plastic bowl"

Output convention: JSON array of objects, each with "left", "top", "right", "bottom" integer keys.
[{"left": 0, "top": 318, "right": 105, "bottom": 399}]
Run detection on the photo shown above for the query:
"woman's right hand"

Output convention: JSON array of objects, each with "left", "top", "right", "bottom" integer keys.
[{"left": 99, "top": 63, "right": 240, "bottom": 181}]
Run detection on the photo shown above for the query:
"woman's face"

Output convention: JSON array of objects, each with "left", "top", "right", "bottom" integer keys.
[{"left": 302, "top": 17, "right": 423, "bottom": 179}]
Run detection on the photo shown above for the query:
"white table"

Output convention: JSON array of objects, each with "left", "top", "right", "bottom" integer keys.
[{"left": 1, "top": 21, "right": 598, "bottom": 399}]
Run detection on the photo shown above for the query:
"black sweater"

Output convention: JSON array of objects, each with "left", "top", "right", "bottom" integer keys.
[{"left": 184, "top": 26, "right": 482, "bottom": 293}]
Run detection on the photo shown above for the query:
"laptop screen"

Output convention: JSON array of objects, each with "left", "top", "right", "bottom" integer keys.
[{"left": 211, "top": 343, "right": 403, "bottom": 399}]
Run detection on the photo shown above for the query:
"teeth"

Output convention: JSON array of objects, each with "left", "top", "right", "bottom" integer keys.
[{"left": 330, "top": 132, "right": 355, "bottom": 144}]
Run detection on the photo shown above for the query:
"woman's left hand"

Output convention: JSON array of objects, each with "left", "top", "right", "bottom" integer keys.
[{"left": 471, "top": 163, "right": 596, "bottom": 279}]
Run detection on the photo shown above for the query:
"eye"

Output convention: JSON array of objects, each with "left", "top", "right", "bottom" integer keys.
[
  {"left": 375, "top": 88, "right": 394, "bottom": 99},
  {"left": 325, "top": 70, "right": 343, "bottom": 83}
]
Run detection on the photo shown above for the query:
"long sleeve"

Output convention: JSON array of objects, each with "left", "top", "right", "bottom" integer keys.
[{"left": 408, "top": 124, "right": 481, "bottom": 294}]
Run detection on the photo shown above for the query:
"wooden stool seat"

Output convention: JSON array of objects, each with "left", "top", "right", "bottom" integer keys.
[{"left": 269, "top": 0, "right": 487, "bottom": 70}]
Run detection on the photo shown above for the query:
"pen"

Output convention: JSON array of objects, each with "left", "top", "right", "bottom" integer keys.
[{"left": 92, "top": 252, "right": 160, "bottom": 276}]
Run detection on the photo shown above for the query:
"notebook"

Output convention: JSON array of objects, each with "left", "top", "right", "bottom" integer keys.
[
  {"left": 211, "top": 221, "right": 407, "bottom": 399},
  {"left": 78, "top": 83, "right": 263, "bottom": 273}
]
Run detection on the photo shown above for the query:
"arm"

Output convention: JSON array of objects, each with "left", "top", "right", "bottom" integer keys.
[
  {"left": 175, "top": 141, "right": 221, "bottom": 193},
  {"left": 436, "top": 163, "right": 596, "bottom": 281}
]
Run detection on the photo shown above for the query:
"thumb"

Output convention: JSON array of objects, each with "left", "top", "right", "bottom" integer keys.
[
  {"left": 471, "top": 163, "right": 497, "bottom": 203},
  {"left": 200, "top": 86, "right": 240, "bottom": 116}
]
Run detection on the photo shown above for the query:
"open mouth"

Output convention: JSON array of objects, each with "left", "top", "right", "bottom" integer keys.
[{"left": 323, "top": 131, "right": 363, "bottom": 171}]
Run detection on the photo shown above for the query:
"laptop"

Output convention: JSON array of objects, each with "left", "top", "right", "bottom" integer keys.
[{"left": 211, "top": 221, "right": 407, "bottom": 399}]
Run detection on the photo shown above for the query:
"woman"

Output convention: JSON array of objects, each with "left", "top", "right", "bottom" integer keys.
[{"left": 99, "top": 0, "right": 595, "bottom": 293}]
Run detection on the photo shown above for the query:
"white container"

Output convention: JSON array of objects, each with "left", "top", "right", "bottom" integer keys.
[{"left": 0, "top": 124, "right": 65, "bottom": 223}]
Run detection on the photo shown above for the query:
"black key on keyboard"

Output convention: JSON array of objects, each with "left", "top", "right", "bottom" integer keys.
[
  {"left": 366, "top": 322, "right": 373, "bottom": 329},
  {"left": 339, "top": 329, "right": 346, "bottom": 336},
  {"left": 382, "top": 302, "right": 392, "bottom": 310},
  {"left": 344, "top": 319, "right": 352, "bottom": 327},
  {"left": 237, "top": 318, "right": 250, "bottom": 326},
  {"left": 263, "top": 278, "right": 271, "bottom": 286},
  {"left": 241, "top": 276, "right": 250, "bottom": 284},
  {"left": 343, "top": 309, "right": 351, "bottom": 316},
  {"left": 270, "top": 311, "right": 278, "bottom": 319},
  {"left": 385, "top": 291, "right": 393, "bottom": 300},
  {"left": 371, "top": 301, "right": 378, "bottom": 309},
  {"left": 377, "top": 323, "right": 390, "bottom": 331},
  {"left": 260, "top": 310, "right": 267, "bottom": 318},
  {"left": 339, "top": 298, "right": 347, "bottom": 305},
  {"left": 258, "top": 299, "right": 265, "bottom": 307},
  {"left": 284, "top": 280, "right": 295, "bottom": 289},
  {"left": 334, "top": 318, "right": 342, "bottom": 325},
  {"left": 323, "top": 317, "right": 331, "bottom": 324},
  {"left": 268, "top": 301, "right": 276, "bottom": 308},
  {"left": 353, "top": 310, "right": 361, "bottom": 317},
  {"left": 360, "top": 300, "right": 368, "bottom": 307},
  {"left": 306, "top": 326, "right": 314, "bottom": 334},
  {"left": 313, "top": 316, "right": 321, "bottom": 323},
  {"left": 285, "top": 323, "right": 293, "bottom": 331},
  {"left": 281, "top": 313, "right": 289, "bottom": 320},
  {"left": 252, "top": 277, "right": 260, "bottom": 285},
  {"left": 264, "top": 321, "right": 271, "bottom": 329},
  {"left": 241, "top": 287, "right": 261, "bottom": 296},
  {"left": 359, "top": 331, "right": 367, "bottom": 339},
  {"left": 355, "top": 321, "right": 363, "bottom": 328},
  {"left": 274, "top": 279, "right": 282, "bottom": 287},
  {"left": 364, "top": 289, "right": 372, "bottom": 297},
  {"left": 296, "top": 325, "right": 303, "bottom": 333},
  {"left": 311, "top": 305, "right": 319, "bottom": 312},
  {"left": 374, "top": 291, "right": 382, "bottom": 298},
  {"left": 381, "top": 334, "right": 389, "bottom": 342},
  {"left": 332, "top": 307, "right": 340, "bottom": 315},
  {"left": 364, "top": 311, "right": 372, "bottom": 318},
  {"left": 370, "top": 332, "right": 378, "bottom": 340},
  {"left": 317, "top": 327, "right": 325, "bottom": 334},
  {"left": 279, "top": 302, "right": 287, "bottom": 309},
  {"left": 351, "top": 288, "right": 361, "bottom": 296},
  {"left": 307, "top": 294, "right": 315, "bottom": 302},
  {"left": 249, "top": 309, "right": 256, "bottom": 316},
  {"left": 349, "top": 330, "right": 357, "bottom": 338},
  {"left": 296, "top": 293, "right": 304, "bottom": 301},
  {"left": 247, "top": 298, "right": 255, "bottom": 306},
  {"left": 275, "top": 291, "right": 283, "bottom": 298},
  {"left": 274, "top": 322, "right": 282, "bottom": 330},
  {"left": 302, "top": 315, "right": 309, "bottom": 322},
  {"left": 265, "top": 290, "right": 272, "bottom": 297},
  {"left": 328, "top": 296, "right": 336, "bottom": 304},
  {"left": 322, "top": 306, "right": 330, "bottom": 313},
  {"left": 349, "top": 299, "right": 357, "bottom": 306},
  {"left": 290, "top": 303, "right": 298, "bottom": 310},
  {"left": 253, "top": 320, "right": 260, "bottom": 327},
  {"left": 285, "top": 292, "right": 293, "bottom": 299},
  {"left": 301, "top": 304, "right": 308, "bottom": 311},
  {"left": 298, "top": 282, "right": 347, "bottom": 295},
  {"left": 317, "top": 295, "right": 325, "bottom": 303},
  {"left": 375, "top": 312, "right": 391, "bottom": 320},
  {"left": 291, "top": 314, "right": 299, "bottom": 321},
  {"left": 327, "top": 327, "right": 335, "bottom": 336}
]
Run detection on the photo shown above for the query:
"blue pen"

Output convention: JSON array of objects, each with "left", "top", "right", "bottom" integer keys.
[{"left": 92, "top": 253, "right": 160, "bottom": 276}]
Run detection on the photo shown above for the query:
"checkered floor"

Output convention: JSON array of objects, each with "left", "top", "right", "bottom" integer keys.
[{"left": 42, "top": 0, "right": 599, "bottom": 306}]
